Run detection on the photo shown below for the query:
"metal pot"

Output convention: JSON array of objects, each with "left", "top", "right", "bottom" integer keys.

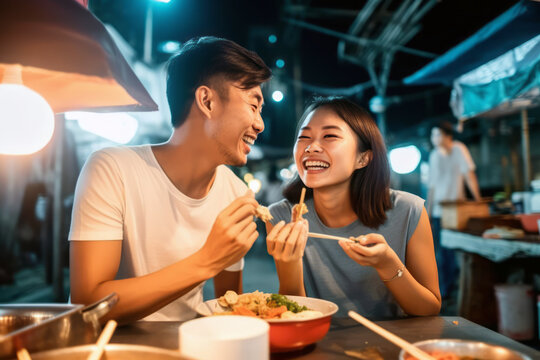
[
  {"left": 28, "top": 344, "right": 187, "bottom": 360},
  {"left": 0, "top": 293, "right": 118, "bottom": 359},
  {"left": 398, "top": 339, "right": 532, "bottom": 360}
]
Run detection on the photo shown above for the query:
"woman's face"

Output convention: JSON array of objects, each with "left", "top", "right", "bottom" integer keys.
[{"left": 294, "top": 107, "right": 365, "bottom": 190}]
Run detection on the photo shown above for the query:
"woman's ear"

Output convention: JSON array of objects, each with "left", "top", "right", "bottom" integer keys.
[
  {"left": 194, "top": 85, "right": 214, "bottom": 118},
  {"left": 355, "top": 150, "right": 372, "bottom": 170}
]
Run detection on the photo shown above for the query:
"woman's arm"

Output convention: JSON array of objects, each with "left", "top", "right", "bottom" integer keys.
[
  {"left": 340, "top": 208, "right": 441, "bottom": 316},
  {"left": 265, "top": 221, "right": 307, "bottom": 296}
]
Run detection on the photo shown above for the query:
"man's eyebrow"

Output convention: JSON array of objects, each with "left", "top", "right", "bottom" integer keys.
[{"left": 251, "top": 92, "right": 264, "bottom": 106}]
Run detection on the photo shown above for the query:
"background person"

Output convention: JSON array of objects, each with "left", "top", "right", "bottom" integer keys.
[{"left": 427, "top": 120, "right": 481, "bottom": 299}]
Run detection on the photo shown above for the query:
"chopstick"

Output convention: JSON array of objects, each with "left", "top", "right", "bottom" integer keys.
[
  {"left": 348, "top": 311, "right": 436, "bottom": 360},
  {"left": 308, "top": 232, "right": 357, "bottom": 243},
  {"left": 87, "top": 320, "right": 118, "bottom": 360},
  {"left": 293, "top": 187, "right": 307, "bottom": 222},
  {"left": 16, "top": 348, "right": 31, "bottom": 360}
]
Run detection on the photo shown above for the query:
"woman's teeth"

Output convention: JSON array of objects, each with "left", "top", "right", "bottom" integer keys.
[{"left": 305, "top": 160, "right": 329, "bottom": 170}]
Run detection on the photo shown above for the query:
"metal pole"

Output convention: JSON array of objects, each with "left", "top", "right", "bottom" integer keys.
[
  {"left": 52, "top": 114, "right": 64, "bottom": 302},
  {"left": 143, "top": 2, "right": 153, "bottom": 64},
  {"left": 521, "top": 109, "right": 531, "bottom": 189},
  {"left": 377, "top": 111, "right": 387, "bottom": 139}
]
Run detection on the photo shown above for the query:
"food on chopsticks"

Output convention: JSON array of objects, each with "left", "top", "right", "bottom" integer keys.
[
  {"left": 404, "top": 352, "right": 482, "bottom": 360},
  {"left": 255, "top": 205, "right": 273, "bottom": 222},
  {"left": 292, "top": 203, "right": 308, "bottom": 221},
  {"left": 292, "top": 187, "right": 308, "bottom": 221},
  {"left": 215, "top": 290, "right": 322, "bottom": 320}
]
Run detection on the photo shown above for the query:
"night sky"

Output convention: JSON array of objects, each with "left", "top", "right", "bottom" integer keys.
[{"left": 88, "top": 0, "right": 520, "bottom": 148}]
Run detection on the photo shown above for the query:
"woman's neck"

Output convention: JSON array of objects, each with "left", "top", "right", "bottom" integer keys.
[{"left": 312, "top": 183, "right": 357, "bottom": 228}]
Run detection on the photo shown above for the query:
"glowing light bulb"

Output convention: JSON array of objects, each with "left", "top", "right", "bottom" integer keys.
[
  {"left": 0, "top": 84, "right": 55, "bottom": 155},
  {"left": 389, "top": 145, "right": 421, "bottom": 174},
  {"left": 272, "top": 90, "right": 284, "bottom": 102}
]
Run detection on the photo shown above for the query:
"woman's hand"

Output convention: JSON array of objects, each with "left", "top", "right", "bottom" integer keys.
[
  {"left": 338, "top": 233, "right": 395, "bottom": 269},
  {"left": 267, "top": 219, "right": 308, "bottom": 263}
]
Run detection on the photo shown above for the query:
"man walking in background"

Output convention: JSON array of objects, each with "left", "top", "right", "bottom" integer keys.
[{"left": 428, "top": 121, "right": 481, "bottom": 299}]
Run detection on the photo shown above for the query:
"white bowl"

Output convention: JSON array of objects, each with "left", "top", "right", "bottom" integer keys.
[{"left": 179, "top": 315, "right": 269, "bottom": 360}]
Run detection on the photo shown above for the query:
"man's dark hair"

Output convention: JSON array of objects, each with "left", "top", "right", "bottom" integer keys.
[
  {"left": 433, "top": 120, "right": 454, "bottom": 137},
  {"left": 283, "top": 96, "right": 392, "bottom": 229},
  {"left": 166, "top": 36, "right": 271, "bottom": 128}
]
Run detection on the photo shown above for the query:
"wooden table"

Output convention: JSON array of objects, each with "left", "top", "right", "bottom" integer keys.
[{"left": 110, "top": 316, "right": 540, "bottom": 359}]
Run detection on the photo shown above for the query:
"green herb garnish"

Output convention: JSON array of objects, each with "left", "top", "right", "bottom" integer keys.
[{"left": 267, "top": 294, "right": 308, "bottom": 313}]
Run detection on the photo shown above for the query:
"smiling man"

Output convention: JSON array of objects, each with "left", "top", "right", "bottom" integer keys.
[{"left": 69, "top": 37, "right": 271, "bottom": 323}]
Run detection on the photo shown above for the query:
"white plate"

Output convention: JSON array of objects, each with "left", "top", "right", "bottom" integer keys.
[{"left": 196, "top": 295, "right": 338, "bottom": 323}]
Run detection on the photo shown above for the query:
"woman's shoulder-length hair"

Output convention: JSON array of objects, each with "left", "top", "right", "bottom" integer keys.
[{"left": 283, "top": 96, "right": 392, "bottom": 229}]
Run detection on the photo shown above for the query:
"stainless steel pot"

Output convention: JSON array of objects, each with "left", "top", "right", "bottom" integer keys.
[
  {"left": 0, "top": 293, "right": 118, "bottom": 359},
  {"left": 28, "top": 344, "right": 187, "bottom": 360},
  {"left": 398, "top": 339, "right": 533, "bottom": 360}
]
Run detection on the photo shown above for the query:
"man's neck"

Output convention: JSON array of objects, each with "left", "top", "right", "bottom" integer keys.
[
  {"left": 438, "top": 139, "right": 453, "bottom": 153},
  {"left": 152, "top": 121, "right": 221, "bottom": 199}
]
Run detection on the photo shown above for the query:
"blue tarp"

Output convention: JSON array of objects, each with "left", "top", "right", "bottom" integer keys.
[
  {"left": 450, "top": 34, "right": 540, "bottom": 119},
  {"left": 403, "top": 0, "right": 540, "bottom": 86}
]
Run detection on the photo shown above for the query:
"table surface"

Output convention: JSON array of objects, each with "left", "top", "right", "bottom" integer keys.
[{"left": 111, "top": 316, "right": 540, "bottom": 359}]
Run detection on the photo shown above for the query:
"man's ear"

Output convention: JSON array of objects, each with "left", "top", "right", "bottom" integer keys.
[
  {"left": 355, "top": 150, "right": 372, "bottom": 170},
  {"left": 194, "top": 85, "right": 214, "bottom": 118}
]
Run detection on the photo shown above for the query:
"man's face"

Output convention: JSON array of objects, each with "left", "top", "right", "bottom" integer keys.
[{"left": 208, "top": 82, "right": 265, "bottom": 166}]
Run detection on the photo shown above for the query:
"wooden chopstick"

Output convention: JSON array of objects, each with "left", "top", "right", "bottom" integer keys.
[
  {"left": 16, "top": 349, "right": 31, "bottom": 360},
  {"left": 348, "top": 311, "right": 436, "bottom": 360},
  {"left": 87, "top": 320, "right": 118, "bottom": 360},
  {"left": 308, "top": 232, "right": 357, "bottom": 243}
]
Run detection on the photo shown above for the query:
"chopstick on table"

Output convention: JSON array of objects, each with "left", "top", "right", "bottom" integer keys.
[
  {"left": 308, "top": 232, "right": 357, "bottom": 243},
  {"left": 348, "top": 311, "right": 436, "bottom": 360},
  {"left": 16, "top": 348, "right": 32, "bottom": 360},
  {"left": 87, "top": 319, "right": 118, "bottom": 360}
]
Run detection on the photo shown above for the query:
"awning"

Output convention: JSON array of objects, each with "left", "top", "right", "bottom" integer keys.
[{"left": 403, "top": 0, "right": 540, "bottom": 86}]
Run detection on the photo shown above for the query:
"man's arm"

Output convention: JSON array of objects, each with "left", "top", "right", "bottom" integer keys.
[
  {"left": 464, "top": 170, "right": 481, "bottom": 201},
  {"left": 70, "top": 240, "right": 215, "bottom": 324},
  {"left": 70, "top": 193, "right": 259, "bottom": 324}
]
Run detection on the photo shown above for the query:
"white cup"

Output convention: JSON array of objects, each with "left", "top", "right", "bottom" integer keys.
[{"left": 179, "top": 316, "right": 269, "bottom": 360}]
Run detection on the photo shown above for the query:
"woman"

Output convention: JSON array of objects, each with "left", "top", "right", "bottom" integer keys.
[{"left": 266, "top": 97, "right": 441, "bottom": 319}]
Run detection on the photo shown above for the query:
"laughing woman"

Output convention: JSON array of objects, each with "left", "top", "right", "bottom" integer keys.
[{"left": 266, "top": 97, "right": 441, "bottom": 319}]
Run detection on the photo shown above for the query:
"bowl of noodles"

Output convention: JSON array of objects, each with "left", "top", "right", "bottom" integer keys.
[
  {"left": 399, "top": 339, "right": 532, "bottom": 360},
  {"left": 196, "top": 291, "right": 338, "bottom": 352}
]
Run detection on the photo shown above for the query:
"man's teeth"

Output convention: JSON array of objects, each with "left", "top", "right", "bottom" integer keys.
[
  {"left": 243, "top": 136, "right": 255, "bottom": 145},
  {"left": 305, "top": 161, "right": 329, "bottom": 170}
]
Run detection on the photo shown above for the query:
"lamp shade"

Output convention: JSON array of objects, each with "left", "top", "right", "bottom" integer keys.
[{"left": 0, "top": 0, "right": 158, "bottom": 113}]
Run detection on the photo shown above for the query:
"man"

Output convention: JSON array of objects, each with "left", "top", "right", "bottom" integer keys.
[
  {"left": 427, "top": 121, "right": 481, "bottom": 299},
  {"left": 69, "top": 37, "right": 271, "bottom": 323}
]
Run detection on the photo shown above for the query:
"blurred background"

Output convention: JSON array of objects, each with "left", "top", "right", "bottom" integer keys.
[{"left": 1, "top": 0, "right": 539, "bottom": 344}]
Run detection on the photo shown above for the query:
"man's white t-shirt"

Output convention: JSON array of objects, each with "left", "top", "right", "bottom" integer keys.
[
  {"left": 69, "top": 145, "right": 246, "bottom": 321},
  {"left": 428, "top": 140, "right": 476, "bottom": 217}
]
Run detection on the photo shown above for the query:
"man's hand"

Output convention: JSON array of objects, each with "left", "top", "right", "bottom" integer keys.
[{"left": 198, "top": 190, "right": 260, "bottom": 272}]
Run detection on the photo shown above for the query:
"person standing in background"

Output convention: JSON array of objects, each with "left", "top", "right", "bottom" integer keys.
[{"left": 427, "top": 120, "right": 481, "bottom": 299}]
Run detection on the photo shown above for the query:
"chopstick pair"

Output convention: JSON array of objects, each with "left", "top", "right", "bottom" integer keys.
[{"left": 348, "top": 311, "right": 436, "bottom": 360}]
